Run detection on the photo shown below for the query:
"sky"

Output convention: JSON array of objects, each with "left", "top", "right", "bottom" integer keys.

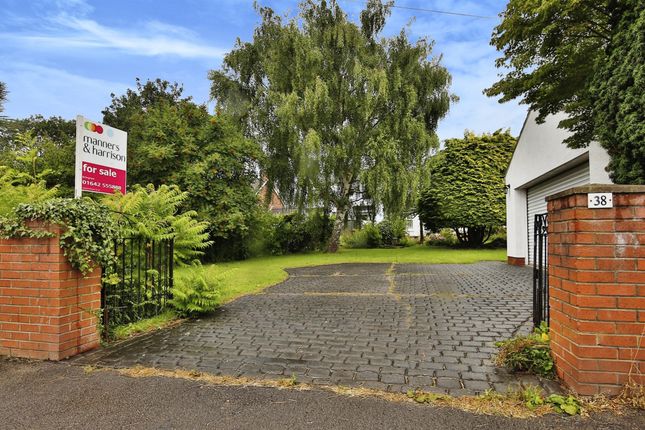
[{"left": 0, "top": 0, "right": 526, "bottom": 141}]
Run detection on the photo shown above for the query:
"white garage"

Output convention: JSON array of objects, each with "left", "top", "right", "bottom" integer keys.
[{"left": 505, "top": 111, "right": 613, "bottom": 266}]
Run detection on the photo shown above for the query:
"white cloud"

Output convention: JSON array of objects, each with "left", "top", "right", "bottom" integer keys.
[
  {"left": 0, "top": 62, "right": 128, "bottom": 120},
  {"left": 0, "top": 12, "right": 227, "bottom": 60}
]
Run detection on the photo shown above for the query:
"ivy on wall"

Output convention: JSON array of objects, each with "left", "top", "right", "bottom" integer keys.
[{"left": 0, "top": 198, "right": 121, "bottom": 275}]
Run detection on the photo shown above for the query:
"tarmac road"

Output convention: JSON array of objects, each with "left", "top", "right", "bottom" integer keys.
[{"left": 0, "top": 359, "right": 642, "bottom": 430}]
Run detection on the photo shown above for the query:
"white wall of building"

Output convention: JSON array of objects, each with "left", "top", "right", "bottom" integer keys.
[{"left": 505, "top": 111, "right": 612, "bottom": 263}]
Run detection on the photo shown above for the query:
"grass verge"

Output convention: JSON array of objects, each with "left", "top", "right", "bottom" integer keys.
[
  {"left": 110, "top": 311, "right": 179, "bottom": 341},
  {"left": 176, "top": 246, "right": 506, "bottom": 305}
]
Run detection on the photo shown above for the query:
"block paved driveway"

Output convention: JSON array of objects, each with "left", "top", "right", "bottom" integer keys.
[{"left": 77, "top": 262, "right": 557, "bottom": 395}]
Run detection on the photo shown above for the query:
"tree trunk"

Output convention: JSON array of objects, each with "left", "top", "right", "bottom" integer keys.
[
  {"left": 327, "top": 206, "right": 346, "bottom": 253},
  {"left": 419, "top": 218, "right": 424, "bottom": 244}
]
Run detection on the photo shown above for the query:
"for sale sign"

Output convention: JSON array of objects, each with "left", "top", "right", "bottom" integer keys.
[{"left": 75, "top": 115, "right": 127, "bottom": 197}]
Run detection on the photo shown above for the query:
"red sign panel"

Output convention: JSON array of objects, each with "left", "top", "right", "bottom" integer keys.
[{"left": 81, "top": 161, "right": 127, "bottom": 195}]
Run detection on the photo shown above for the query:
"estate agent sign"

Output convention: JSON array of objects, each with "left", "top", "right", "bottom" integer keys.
[{"left": 75, "top": 115, "right": 127, "bottom": 197}]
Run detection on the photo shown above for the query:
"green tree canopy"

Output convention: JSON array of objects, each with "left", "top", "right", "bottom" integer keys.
[
  {"left": 418, "top": 130, "right": 516, "bottom": 247},
  {"left": 486, "top": 0, "right": 644, "bottom": 184},
  {"left": 102, "top": 78, "right": 210, "bottom": 186},
  {"left": 103, "top": 78, "right": 264, "bottom": 260},
  {"left": 210, "top": 0, "right": 453, "bottom": 251},
  {"left": 591, "top": 5, "right": 645, "bottom": 183}
]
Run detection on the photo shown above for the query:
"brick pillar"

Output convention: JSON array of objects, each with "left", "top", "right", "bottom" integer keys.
[
  {"left": 547, "top": 185, "right": 645, "bottom": 396},
  {"left": 0, "top": 222, "right": 101, "bottom": 360}
]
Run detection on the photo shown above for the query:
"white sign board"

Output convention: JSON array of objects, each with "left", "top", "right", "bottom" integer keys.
[
  {"left": 588, "top": 193, "right": 613, "bottom": 208},
  {"left": 75, "top": 115, "right": 127, "bottom": 197}
]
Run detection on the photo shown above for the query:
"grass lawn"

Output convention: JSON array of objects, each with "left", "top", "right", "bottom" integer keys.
[
  {"left": 110, "top": 311, "right": 178, "bottom": 341},
  {"left": 176, "top": 245, "right": 506, "bottom": 305}
]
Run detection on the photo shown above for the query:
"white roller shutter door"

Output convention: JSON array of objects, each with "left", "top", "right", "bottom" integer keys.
[{"left": 526, "top": 163, "right": 590, "bottom": 263}]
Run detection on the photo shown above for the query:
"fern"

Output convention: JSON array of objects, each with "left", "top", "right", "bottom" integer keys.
[
  {"left": 170, "top": 265, "right": 220, "bottom": 316},
  {"left": 102, "top": 184, "right": 212, "bottom": 265},
  {"left": 0, "top": 166, "right": 58, "bottom": 217}
]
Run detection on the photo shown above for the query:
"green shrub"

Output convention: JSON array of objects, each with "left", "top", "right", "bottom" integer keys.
[
  {"left": 398, "top": 236, "right": 417, "bottom": 247},
  {"left": 378, "top": 218, "right": 407, "bottom": 246},
  {"left": 170, "top": 265, "right": 220, "bottom": 317},
  {"left": 244, "top": 209, "right": 280, "bottom": 258},
  {"left": 341, "top": 222, "right": 415, "bottom": 249},
  {"left": 269, "top": 211, "right": 333, "bottom": 255},
  {"left": 0, "top": 166, "right": 58, "bottom": 217},
  {"left": 340, "top": 228, "right": 367, "bottom": 248},
  {"left": 495, "top": 322, "right": 554, "bottom": 378},
  {"left": 426, "top": 228, "right": 458, "bottom": 247},
  {"left": 486, "top": 228, "right": 507, "bottom": 248},
  {"left": 340, "top": 225, "right": 382, "bottom": 248},
  {"left": 363, "top": 223, "right": 382, "bottom": 248},
  {"left": 205, "top": 206, "right": 277, "bottom": 262}
]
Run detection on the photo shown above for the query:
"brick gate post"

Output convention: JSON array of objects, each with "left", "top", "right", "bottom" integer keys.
[
  {"left": 547, "top": 184, "right": 645, "bottom": 395},
  {"left": 0, "top": 222, "right": 101, "bottom": 360}
]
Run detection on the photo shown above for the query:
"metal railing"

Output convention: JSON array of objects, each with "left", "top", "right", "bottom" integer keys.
[
  {"left": 533, "top": 213, "right": 549, "bottom": 327},
  {"left": 101, "top": 236, "right": 174, "bottom": 333}
]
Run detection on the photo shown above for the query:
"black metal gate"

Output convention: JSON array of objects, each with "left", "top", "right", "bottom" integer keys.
[
  {"left": 533, "top": 213, "right": 549, "bottom": 327},
  {"left": 102, "top": 236, "right": 174, "bottom": 334}
]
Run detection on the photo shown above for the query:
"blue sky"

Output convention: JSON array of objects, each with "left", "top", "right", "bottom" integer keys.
[{"left": 0, "top": 0, "right": 526, "bottom": 141}]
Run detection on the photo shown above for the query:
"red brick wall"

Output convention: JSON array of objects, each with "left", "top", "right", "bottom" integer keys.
[
  {"left": 507, "top": 256, "right": 526, "bottom": 267},
  {"left": 547, "top": 185, "right": 645, "bottom": 396},
  {"left": 0, "top": 223, "right": 101, "bottom": 360}
]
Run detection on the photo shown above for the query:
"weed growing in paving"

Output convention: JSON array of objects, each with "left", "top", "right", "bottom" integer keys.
[
  {"left": 495, "top": 322, "right": 554, "bottom": 378},
  {"left": 407, "top": 386, "right": 581, "bottom": 416}
]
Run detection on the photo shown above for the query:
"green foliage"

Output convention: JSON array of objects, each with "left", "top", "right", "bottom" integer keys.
[
  {"left": 269, "top": 211, "right": 333, "bottom": 255},
  {"left": 101, "top": 184, "right": 212, "bottom": 265},
  {"left": 521, "top": 385, "right": 545, "bottom": 410},
  {"left": 341, "top": 223, "right": 382, "bottom": 249},
  {"left": 103, "top": 79, "right": 208, "bottom": 187},
  {"left": 546, "top": 394, "right": 582, "bottom": 416},
  {"left": 341, "top": 219, "right": 410, "bottom": 249},
  {"left": 495, "top": 322, "right": 555, "bottom": 379},
  {"left": 425, "top": 228, "right": 458, "bottom": 247},
  {"left": 486, "top": 228, "right": 507, "bottom": 249},
  {"left": 211, "top": 0, "right": 453, "bottom": 251},
  {"left": 102, "top": 79, "right": 263, "bottom": 260},
  {"left": 397, "top": 236, "right": 416, "bottom": 248},
  {"left": 418, "top": 131, "right": 515, "bottom": 247},
  {"left": 378, "top": 218, "right": 406, "bottom": 246},
  {"left": 0, "top": 116, "right": 76, "bottom": 195},
  {"left": 486, "top": 0, "right": 644, "bottom": 184},
  {"left": 518, "top": 386, "right": 581, "bottom": 415},
  {"left": 171, "top": 265, "right": 220, "bottom": 317},
  {"left": 362, "top": 223, "right": 383, "bottom": 248},
  {"left": 591, "top": 5, "right": 645, "bottom": 184},
  {"left": 0, "top": 198, "right": 120, "bottom": 275},
  {"left": 0, "top": 165, "right": 58, "bottom": 217},
  {"left": 281, "top": 374, "right": 299, "bottom": 387}
]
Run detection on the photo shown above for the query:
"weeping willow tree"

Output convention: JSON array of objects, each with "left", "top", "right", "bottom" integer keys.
[{"left": 210, "top": 0, "right": 453, "bottom": 251}]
